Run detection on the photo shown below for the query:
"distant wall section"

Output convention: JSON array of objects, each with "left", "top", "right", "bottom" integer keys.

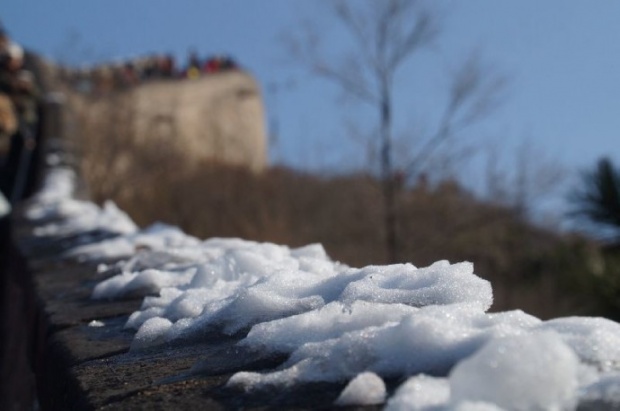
[
  {"left": 131, "top": 71, "right": 267, "bottom": 172},
  {"left": 76, "top": 70, "right": 268, "bottom": 173}
]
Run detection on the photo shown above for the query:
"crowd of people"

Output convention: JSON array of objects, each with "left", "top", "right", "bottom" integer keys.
[
  {"left": 60, "top": 52, "right": 239, "bottom": 95},
  {"left": 0, "top": 20, "right": 242, "bottom": 201},
  {"left": 0, "top": 25, "right": 40, "bottom": 204}
]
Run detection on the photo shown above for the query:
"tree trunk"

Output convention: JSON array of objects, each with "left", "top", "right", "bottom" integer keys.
[{"left": 380, "top": 87, "right": 398, "bottom": 263}]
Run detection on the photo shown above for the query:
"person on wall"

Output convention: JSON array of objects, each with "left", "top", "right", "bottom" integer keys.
[{"left": 0, "top": 35, "right": 40, "bottom": 203}]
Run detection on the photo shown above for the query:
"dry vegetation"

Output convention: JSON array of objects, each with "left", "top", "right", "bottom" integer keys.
[{"left": 70, "top": 86, "right": 614, "bottom": 321}]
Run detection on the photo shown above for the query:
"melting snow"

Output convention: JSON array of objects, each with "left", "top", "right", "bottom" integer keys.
[
  {"left": 334, "top": 371, "right": 386, "bottom": 406},
  {"left": 25, "top": 166, "right": 620, "bottom": 409}
]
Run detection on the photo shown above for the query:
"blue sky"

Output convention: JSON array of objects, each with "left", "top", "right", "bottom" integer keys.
[{"left": 2, "top": 0, "right": 620, "bottom": 217}]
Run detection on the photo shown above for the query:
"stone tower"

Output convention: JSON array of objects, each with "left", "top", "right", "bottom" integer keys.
[{"left": 130, "top": 70, "right": 267, "bottom": 172}]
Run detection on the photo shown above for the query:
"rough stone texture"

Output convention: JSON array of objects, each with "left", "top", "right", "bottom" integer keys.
[{"left": 4, "top": 214, "right": 383, "bottom": 410}]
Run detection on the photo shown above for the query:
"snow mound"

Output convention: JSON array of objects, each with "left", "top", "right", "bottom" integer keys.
[
  {"left": 25, "top": 167, "right": 136, "bottom": 237},
  {"left": 385, "top": 374, "right": 449, "bottom": 411},
  {"left": 25, "top": 168, "right": 620, "bottom": 410},
  {"left": 449, "top": 332, "right": 579, "bottom": 410},
  {"left": 334, "top": 372, "right": 386, "bottom": 406}
]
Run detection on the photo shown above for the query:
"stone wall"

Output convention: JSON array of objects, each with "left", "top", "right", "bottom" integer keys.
[
  {"left": 72, "top": 70, "right": 268, "bottom": 174},
  {"left": 130, "top": 71, "right": 267, "bottom": 172}
]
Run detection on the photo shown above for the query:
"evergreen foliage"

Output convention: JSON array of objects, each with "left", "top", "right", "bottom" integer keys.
[{"left": 570, "top": 157, "right": 620, "bottom": 238}]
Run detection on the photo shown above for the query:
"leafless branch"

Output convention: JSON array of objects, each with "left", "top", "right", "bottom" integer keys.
[
  {"left": 284, "top": 0, "right": 505, "bottom": 262},
  {"left": 405, "top": 51, "right": 507, "bottom": 176}
]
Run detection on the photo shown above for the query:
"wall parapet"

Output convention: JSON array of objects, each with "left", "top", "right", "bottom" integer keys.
[{"left": 3, "top": 130, "right": 343, "bottom": 410}]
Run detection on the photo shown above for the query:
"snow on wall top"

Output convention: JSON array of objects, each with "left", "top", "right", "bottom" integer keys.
[{"left": 24, "top": 166, "right": 620, "bottom": 410}]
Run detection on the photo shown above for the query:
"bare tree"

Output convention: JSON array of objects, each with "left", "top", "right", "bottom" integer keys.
[{"left": 285, "top": 0, "right": 506, "bottom": 262}]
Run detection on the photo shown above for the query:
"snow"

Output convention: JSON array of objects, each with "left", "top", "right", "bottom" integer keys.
[
  {"left": 25, "top": 165, "right": 620, "bottom": 410},
  {"left": 334, "top": 371, "right": 386, "bottom": 406},
  {"left": 25, "top": 167, "right": 137, "bottom": 237},
  {"left": 0, "top": 190, "right": 10, "bottom": 218},
  {"left": 449, "top": 332, "right": 579, "bottom": 410},
  {"left": 535, "top": 316, "right": 620, "bottom": 372},
  {"left": 385, "top": 375, "right": 450, "bottom": 411},
  {"left": 68, "top": 222, "right": 201, "bottom": 262},
  {"left": 580, "top": 373, "right": 620, "bottom": 408}
]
